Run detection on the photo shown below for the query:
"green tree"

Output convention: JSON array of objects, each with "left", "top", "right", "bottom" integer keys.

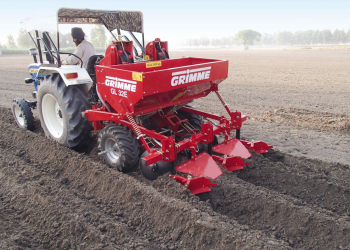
[
  {"left": 90, "top": 25, "right": 106, "bottom": 48},
  {"left": 233, "top": 30, "right": 262, "bottom": 50},
  {"left": 320, "top": 29, "right": 332, "bottom": 44},
  {"left": 314, "top": 30, "right": 322, "bottom": 44},
  {"left": 221, "top": 36, "right": 234, "bottom": 47},
  {"left": 294, "top": 31, "right": 302, "bottom": 45},
  {"left": 7, "top": 34, "right": 16, "bottom": 49},
  {"left": 333, "top": 29, "right": 348, "bottom": 44},
  {"left": 188, "top": 38, "right": 199, "bottom": 47},
  {"left": 276, "top": 31, "right": 294, "bottom": 45},
  {"left": 305, "top": 30, "right": 316, "bottom": 44},
  {"left": 199, "top": 37, "right": 210, "bottom": 46},
  {"left": 261, "top": 33, "right": 275, "bottom": 45},
  {"left": 17, "top": 28, "right": 33, "bottom": 48},
  {"left": 210, "top": 38, "right": 220, "bottom": 47}
]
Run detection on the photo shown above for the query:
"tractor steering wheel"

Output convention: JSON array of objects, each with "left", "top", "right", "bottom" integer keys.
[{"left": 59, "top": 52, "right": 84, "bottom": 68}]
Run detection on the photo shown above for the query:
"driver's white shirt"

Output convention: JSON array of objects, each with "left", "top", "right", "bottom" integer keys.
[{"left": 62, "top": 40, "right": 97, "bottom": 69}]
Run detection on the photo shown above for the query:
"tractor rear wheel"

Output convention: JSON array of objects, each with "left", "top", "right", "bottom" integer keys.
[
  {"left": 98, "top": 124, "right": 140, "bottom": 172},
  {"left": 37, "top": 74, "right": 92, "bottom": 147},
  {"left": 11, "top": 98, "right": 35, "bottom": 131}
]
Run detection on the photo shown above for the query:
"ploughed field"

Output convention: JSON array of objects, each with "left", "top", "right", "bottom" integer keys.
[{"left": 0, "top": 49, "right": 350, "bottom": 249}]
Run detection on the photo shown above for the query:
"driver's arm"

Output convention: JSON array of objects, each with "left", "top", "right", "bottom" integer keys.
[{"left": 62, "top": 45, "right": 83, "bottom": 65}]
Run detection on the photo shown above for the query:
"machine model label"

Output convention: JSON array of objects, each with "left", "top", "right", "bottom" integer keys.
[
  {"left": 146, "top": 61, "right": 162, "bottom": 68},
  {"left": 171, "top": 66, "right": 211, "bottom": 87},
  {"left": 105, "top": 76, "right": 137, "bottom": 98}
]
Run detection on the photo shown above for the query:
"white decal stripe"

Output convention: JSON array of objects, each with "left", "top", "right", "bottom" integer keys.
[
  {"left": 120, "top": 79, "right": 137, "bottom": 85},
  {"left": 106, "top": 76, "right": 137, "bottom": 84},
  {"left": 171, "top": 66, "right": 212, "bottom": 76},
  {"left": 189, "top": 66, "right": 211, "bottom": 73},
  {"left": 172, "top": 70, "right": 187, "bottom": 76}
]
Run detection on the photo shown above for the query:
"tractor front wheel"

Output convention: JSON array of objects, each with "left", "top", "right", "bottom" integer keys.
[
  {"left": 11, "top": 98, "right": 35, "bottom": 131},
  {"left": 98, "top": 124, "right": 140, "bottom": 172},
  {"left": 37, "top": 74, "right": 92, "bottom": 147}
]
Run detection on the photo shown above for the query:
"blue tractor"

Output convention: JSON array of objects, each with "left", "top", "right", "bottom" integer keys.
[{"left": 11, "top": 8, "right": 144, "bottom": 148}]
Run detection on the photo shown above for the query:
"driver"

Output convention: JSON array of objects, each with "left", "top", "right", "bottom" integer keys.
[{"left": 61, "top": 27, "right": 96, "bottom": 69}]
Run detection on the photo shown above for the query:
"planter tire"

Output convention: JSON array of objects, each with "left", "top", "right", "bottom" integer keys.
[{"left": 98, "top": 124, "right": 140, "bottom": 172}]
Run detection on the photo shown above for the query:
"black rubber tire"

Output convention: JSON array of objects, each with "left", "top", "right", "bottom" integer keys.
[
  {"left": 37, "top": 74, "right": 92, "bottom": 148},
  {"left": 98, "top": 124, "right": 140, "bottom": 172},
  {"left": 11, "top": 98, "right": 35, "bottom": 131},
  {"left": 177, "top": 107, "right": 203, "bottom": 130}
]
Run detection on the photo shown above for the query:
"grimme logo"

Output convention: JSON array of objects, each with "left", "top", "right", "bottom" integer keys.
[
  {"left": 171, "top": 66, "right": 211, "bottom": 86},
  {"left": 105, "top": 76, "right": 137, "bottom": 92}
]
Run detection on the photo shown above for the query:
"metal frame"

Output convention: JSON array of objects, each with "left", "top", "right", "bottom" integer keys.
[{"left": 83, "top": 56, "right": 272, "bottom": 194}]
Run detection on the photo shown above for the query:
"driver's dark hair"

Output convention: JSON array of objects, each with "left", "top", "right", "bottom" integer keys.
[{"left": 71, "top": 27, "right": 85, "bottom": 40}]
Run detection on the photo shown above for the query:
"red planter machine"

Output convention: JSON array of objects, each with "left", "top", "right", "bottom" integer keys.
[{"left": 84, "top": 39, "right": 272, "bottom": 194}]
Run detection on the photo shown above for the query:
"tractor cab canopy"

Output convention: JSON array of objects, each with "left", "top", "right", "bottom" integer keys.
[
  {"left": 57, "top": 8, "right": 144, "bottom": 34},
  {"left": 56, "top": 8, "right": 145, "bottom": 53},
  {"left": 29, "top": 8, "right": 145, "bottom": 67}
]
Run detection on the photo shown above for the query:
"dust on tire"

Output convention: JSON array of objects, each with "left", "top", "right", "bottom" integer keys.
[
  {"left": 98, "top": 124, "right": 140, "bottom": 172},
  {"left": 11, "top": 98, "right": 35, "bottom": 131},
  {"left": 37, "top": 74, "right": 92, "bottom": 148}
]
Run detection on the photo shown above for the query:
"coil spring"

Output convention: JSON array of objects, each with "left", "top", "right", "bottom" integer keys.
[{"left": 126, "top": 114, "right": 142, "bottom": 138}]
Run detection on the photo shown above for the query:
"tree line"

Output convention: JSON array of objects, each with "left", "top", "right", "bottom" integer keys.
[
  {"left": 1, "top": 27, "right": 350, "bottom": 50},
  {"left": 261, "top": 29, "right": 350, "bottom": 45},
  {"left": 1, "top": 26, "right": 107, "bottom": 50},
  {"left": 187, "top": 29, "right": 350, "bottom": 47}
]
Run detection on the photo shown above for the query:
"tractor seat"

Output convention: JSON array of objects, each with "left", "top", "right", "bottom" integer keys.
[
  {"left": 87, "top": 55, "right": 104, "bottom": 77},
  {"left": 155, "top": 42, "right": 169, "bottom": 60}
]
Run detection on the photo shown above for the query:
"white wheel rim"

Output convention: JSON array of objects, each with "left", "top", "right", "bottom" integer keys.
[
  {"left": 14, "top": 105, "right": 25, "bottom": 127},
  {"left": 105, "top": 137, "right": 121, "bottom": 163},
  {"left": 42, "top": 94, "right": 64, "bottom": 139}
]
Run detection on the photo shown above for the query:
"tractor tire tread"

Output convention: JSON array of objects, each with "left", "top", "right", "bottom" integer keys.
[
  {"left": 98, "top": 124, "right": 140, "bottom": 172},
  {"left": 38, "top": 74, "right": 92, "bottom": 148},
  {"left": 11, "top": 98, "right": 35, "bottom": 131}
]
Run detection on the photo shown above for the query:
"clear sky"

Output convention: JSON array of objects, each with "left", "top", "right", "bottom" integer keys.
[{"left": 0, "top": 0, "right": 349, "bottom": 46}]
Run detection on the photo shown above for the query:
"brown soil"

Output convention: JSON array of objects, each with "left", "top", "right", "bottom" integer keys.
[{"left": 1, "top": 50, "right": 350, "bottom": 249}]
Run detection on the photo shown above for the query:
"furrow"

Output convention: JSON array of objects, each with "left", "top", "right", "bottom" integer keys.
[
  {"left": 0, "top": 107, "right": 290, "bottom": 250},
  {"left": 200, "top": 174, "right": 350, "bottom": 249},
  {"left": 237, "top": 151, "right": 350, "bottom": 217}
]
